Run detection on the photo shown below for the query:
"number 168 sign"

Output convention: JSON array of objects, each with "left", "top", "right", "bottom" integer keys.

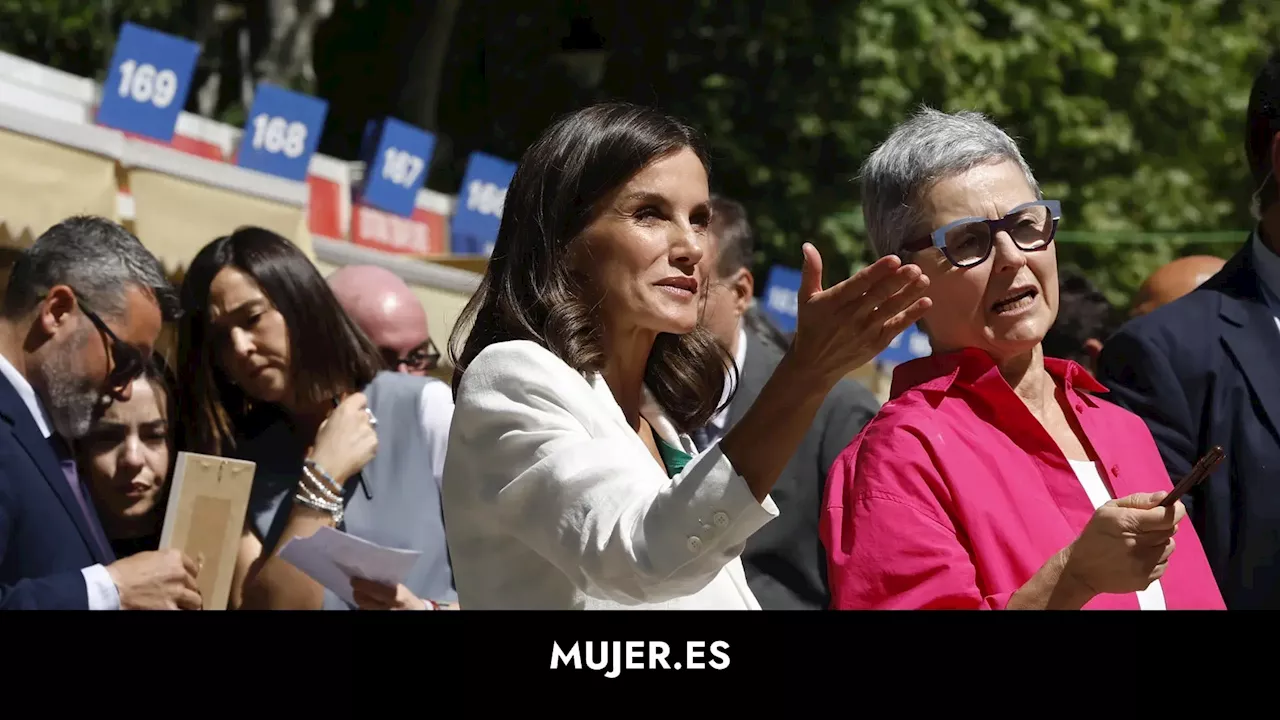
[
  {"left": 236, "top": 83, "right": 329, "bottom": 182},
  {"left": 97, "top": 22, "right": 200, "bottom": 142}
]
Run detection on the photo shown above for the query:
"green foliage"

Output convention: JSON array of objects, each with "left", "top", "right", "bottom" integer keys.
[
  {"left": 0, "top": 1, "right": 187, "bottom": 82},
  {"left": 660, "top": 0, "right": 1277, "bottom": 307}
]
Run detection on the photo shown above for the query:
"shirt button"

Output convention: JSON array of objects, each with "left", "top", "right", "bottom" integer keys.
[
  {"left": 1075, "top": 404, "right": 1085, "bottom": 413},
  {"left": 686, "top": 536, "right": 703, "bottom": 553},
  {"left": 1111, "top": 465, "right": 1120, "bottom": 476},
  {"left": 712, "top": 511, "right": 730, "bottom": 528}
]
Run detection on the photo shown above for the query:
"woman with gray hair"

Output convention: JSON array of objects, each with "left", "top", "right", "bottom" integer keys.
[{"left": 820, "top": 108, "right": 1224, "bottom": 610}]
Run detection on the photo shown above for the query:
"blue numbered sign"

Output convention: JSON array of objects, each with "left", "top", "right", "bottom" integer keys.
[
  {"left": 359, "top": 118, "right": 437, "bottom": 217},
  {"left": 876, "top": 323, "right": 932, "bottom": 366},
  {"left": 761, "top": 265, "right": 803, "bottom": 334},
  {"left": 451, "top": 152, "right": 518, "bottom": 255},
  {"left": 97, "top": 22, "right": 200, "bottom": 142},
  {"left": 235, "top": 83, "right": 328, "bottom": 182}
]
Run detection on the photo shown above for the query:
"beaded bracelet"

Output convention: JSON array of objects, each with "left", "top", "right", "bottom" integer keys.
[
  {"left": 298, "top": 479, "right": 340, "bottom": 510},
  {"left": 304, "top": 459, "right": 343, "bottom": 495},
  {"left": 296, "top": 462, "right": 344, "bottom": 524},
  {"left": 295, "top": 490, "right": 344, "bottom": 526},
  {"left": 302, "top": 466, "right": 342, "bottom": 503}
]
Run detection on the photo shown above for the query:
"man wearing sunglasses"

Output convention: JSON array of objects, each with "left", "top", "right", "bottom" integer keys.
[
  {"left": 326, "top": 263, "right": 455, "bottom": 508},
  {"left": 0, "top": 216, "right": 200, "bottom": 610},
  {"left": 327, "top": 265, "right": 444, "bottom": 377}
]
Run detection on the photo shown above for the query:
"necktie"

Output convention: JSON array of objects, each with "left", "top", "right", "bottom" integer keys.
[{"left": 50, "top": 435, "right": 112, "bottom": 560}]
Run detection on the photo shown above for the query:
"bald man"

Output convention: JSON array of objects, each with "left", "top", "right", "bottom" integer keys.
[
  {"left": 327, "top": 265, "right": 440, "bottom": 377},
  {"left": 1130, "top": 255, "right": 1226, "bottom": 318},
  {"left": 327, "top": 264, "right": 458, "bottom": 608}
]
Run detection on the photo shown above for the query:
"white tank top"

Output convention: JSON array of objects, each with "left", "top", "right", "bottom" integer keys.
[{"left": 1068, "top": 460, "right": 1166, "bottom": 610}]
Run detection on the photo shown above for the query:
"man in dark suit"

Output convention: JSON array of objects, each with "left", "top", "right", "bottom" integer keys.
[
  {"left": 693, "top": 196, "right": 880, "bottom": 610},
  {"left": 0, "top": 216, "right": 201, "bottom": 609},
  {"left": 1096, "top": 51, "right": 1280, "bottom": 609}
]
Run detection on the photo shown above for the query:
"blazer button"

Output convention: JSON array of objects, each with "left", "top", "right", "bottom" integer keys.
[
  {"left": 712, "top": 511, "right": 730, "bottom": 528},
  {"left": 1110, "top": 465, "right": 1120, "bottom": 476},
  {"left": 686, "top": 536, "right": 703, "bottom": 553}
]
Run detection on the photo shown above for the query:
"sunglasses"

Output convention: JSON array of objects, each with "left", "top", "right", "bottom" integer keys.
[
  {"left": 381, "top": 338, "right": 441, "bottom": 373},
  {"left": 70, "top": 294, "right": 148, "bottom": 395},
  {"left": 901, "top": 200, "right": 1061, "bottom": 269}
]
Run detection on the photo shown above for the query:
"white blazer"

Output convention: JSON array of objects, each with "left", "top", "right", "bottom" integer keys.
[{"left": 442, "top": 340, "right": 780, "bottom": 609}]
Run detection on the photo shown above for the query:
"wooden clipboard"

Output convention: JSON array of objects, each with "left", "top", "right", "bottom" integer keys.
[{"left": 158, "top": 452, "right": 256, "bottom": 610}]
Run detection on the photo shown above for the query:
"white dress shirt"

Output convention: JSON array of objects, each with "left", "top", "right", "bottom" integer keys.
[
  {"left": 442, "top": 340, "right": 779, "bottom": 609},
  {"left": 703, "top": 325, "right": 748, "bottom": 447},
  {"left": 418, "top": 378, "right": 454, "bottom": 493},
  {"left": 1251, "top": 231, "right": 1280, "bottom": 333},
  {"left": 0, "top": 352, "right": 120, "bottom": 610}
]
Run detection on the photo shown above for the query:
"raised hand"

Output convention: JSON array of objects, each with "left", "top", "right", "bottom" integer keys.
[
  {"left": 788, "top": 243, "right": 932, "bottom": 386},
  {"left": 309, "top": 392, "right": 379, "bottom": 487}
]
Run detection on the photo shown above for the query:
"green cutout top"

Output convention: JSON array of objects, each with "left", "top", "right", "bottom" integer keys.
[{"left": 651, "top": 427, "right": 693, "bottom": 478}]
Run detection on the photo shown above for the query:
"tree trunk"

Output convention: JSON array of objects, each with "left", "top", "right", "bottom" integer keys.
[{"left": 397, "top": 0, "right": 461, "bottom": 133}]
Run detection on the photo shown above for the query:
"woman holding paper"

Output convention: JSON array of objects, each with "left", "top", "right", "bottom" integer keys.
[{"left": 175, "top": 228, "right": 457, "bottom": 611}]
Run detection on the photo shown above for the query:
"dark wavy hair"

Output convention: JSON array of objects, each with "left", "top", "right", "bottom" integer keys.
[
  {"left": 175, "top": 227, "right": 384, "bottom": 455},
  {"left": 449, "top": 102, "right": 733, "bottom": 432}
]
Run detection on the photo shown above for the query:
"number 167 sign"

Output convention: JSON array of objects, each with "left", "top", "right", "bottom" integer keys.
[{"left": 358, "top": 118, "right": 437, "bottom": 217}]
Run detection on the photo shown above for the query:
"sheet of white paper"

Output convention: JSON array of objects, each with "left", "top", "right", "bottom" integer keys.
[{"left": 278, "top": 526, "right": 422, "bottom": 607}]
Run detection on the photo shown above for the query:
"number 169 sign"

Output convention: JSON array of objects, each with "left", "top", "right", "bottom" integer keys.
[{"left": 97, "top": 22, "right": 200, "bottom": 142}]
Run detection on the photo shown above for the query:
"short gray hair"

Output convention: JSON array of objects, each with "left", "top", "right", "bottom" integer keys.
[
  {"left": 860, "top": 107, "right": 1041, "bottom": 258},
  {"left": 3, "top": 215, "right": 179, "bottom": 322}
]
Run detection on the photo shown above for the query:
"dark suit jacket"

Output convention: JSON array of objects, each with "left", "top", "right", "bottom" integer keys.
[
  {"left": 1097, "top": 237, "right": 1277, "bottom": 609},
  {"left": 0, "top": 372, "right": 114, "bottom": 609},
  {"left": 728, "top": 329, "right": 880, "bottom": 610}
]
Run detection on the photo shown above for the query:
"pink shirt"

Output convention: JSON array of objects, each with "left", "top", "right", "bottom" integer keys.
[{"left": 821, "top": 348, "right": 1225, "bottom": 610}]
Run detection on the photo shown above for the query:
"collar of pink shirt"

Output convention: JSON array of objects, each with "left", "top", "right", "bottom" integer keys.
[{"left": 890, "top": 346, "right": 1107, "bottom": 402}]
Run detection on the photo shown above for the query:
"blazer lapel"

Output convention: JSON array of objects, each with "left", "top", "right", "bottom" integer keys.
[
  {"left": 1216, "top": 243, "right": 1280, "bottom": 443},
  {"left": 0, "top": 376, "right": 108, "bottom": 564},
  {"left": 588, "top": 373, "right": 698, "bottom": 457}
]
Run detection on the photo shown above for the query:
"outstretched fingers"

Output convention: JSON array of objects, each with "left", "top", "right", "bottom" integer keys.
[
  {"left": 818, "top": 255, "right": 903, "bottom": 307},
  {"left": 876, "top": 297, "right": 933, "bottom": 346}
]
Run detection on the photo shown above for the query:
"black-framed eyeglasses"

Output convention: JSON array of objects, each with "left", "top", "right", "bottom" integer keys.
[
  {"left": 381, "top": 338, "right": 441, "bottom": 373},
  {"left": 70, "top": 294, "right": 147, "bottom": 394},
  {"left": 901, "top": 200, "right": 1062, "bottom": 269}
]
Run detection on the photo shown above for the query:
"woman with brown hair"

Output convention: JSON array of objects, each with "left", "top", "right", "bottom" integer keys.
[
  {"left": 442, "top": 102, "right": 932, "bottom": 609},
  {"left": 76, "top": 355, "right": 177, "bottom": 559},
  {"left": 175, "top": 228, "right": 457, "bottom": 610}
]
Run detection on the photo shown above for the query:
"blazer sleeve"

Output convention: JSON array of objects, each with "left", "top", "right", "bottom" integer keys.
[
  {"left": 1096, "top": 325, "right": 1198, "bottom": 492},
  {"left": 822, "top": 422, "right": 1011, "bottom": 610},
  {"left": 451, "top": 341, "right": 779, "bottom": 606},
  {"left": 0, "top": 464, "right": 90, "bottom": 610}
]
